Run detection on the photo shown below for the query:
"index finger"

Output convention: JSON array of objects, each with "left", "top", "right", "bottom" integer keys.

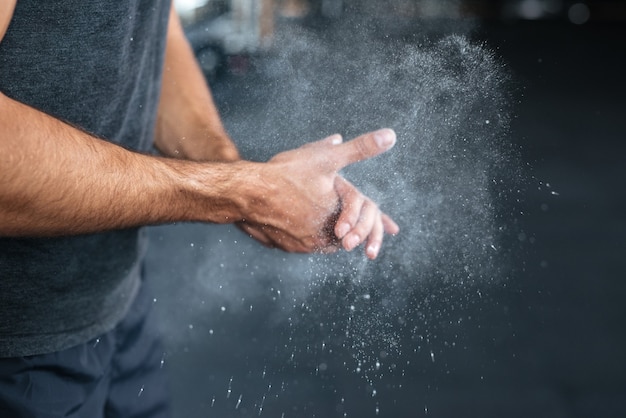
[{"left": 328, "top": 128, "right": 396, "bottom": 170}]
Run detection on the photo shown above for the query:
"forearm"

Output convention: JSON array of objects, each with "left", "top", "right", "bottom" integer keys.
[
  {"left": 155, "top": 6, "right": 239, "bottom": 162},
  {"left": 0, "top": 93, "right": 253, "bottom": 237}
]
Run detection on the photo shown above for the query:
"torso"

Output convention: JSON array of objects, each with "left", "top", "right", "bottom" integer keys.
[{"left": 0, "top": 0, "right": 170, "bottom": 357}]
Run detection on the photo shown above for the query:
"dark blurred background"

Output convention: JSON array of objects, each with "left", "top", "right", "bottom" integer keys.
[{"left": 145, "top": 1, "right": 626, "bottom": 417}]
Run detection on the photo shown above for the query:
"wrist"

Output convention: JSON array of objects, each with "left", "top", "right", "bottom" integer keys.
[{"left": 169, "top": 159, "right": 265, "bottom": 224}]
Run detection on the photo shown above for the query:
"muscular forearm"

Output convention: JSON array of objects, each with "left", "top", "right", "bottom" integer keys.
[
  {"left": 0, "top": 93, "right": 254, "bottom": 237},
  {"left": 155, "top": 6, "right": 239, "bottom": 162}
]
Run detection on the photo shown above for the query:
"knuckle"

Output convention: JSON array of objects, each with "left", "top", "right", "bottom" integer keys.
[{"left": 353, "top": 137, "right": 374, "bottom": 160}]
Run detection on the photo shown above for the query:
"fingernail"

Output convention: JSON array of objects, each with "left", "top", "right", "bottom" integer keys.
[
  {"left": 330, "top": 134, "right": 343, "bottom": 145},
  {"left": 345, "top": 234, "right": 360, "bottom": 251},
  {"left": 366, "top": 243, "right": 379, "bottom": 259},
  {"left": 336, "top": 222, "right": 350, "bottom": 238},
  {"left": 374, "top": 129, "right": 396, "bottom": 149}
]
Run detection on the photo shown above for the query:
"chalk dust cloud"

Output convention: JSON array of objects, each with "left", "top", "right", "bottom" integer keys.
[{"left": 147, "top": 7, "right": 523, "bottom": 413}]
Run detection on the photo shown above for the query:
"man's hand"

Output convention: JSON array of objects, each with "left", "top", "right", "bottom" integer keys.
[{"left": 237, "top": 129, "right": 399, "bottom": 259}]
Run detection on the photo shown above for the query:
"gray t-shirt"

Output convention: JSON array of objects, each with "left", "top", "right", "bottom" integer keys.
[{"left": 0, "top": 0, "right": 170, "bottom": 357}]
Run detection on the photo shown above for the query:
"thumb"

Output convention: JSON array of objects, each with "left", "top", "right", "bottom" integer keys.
[{"left": 328, "top": 129, "right": 396, "bottom": 170}]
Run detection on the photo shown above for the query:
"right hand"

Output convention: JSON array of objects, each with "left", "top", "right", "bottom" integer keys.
[{"left": 238, "top": 129, "right": 399, "bottom": 259}]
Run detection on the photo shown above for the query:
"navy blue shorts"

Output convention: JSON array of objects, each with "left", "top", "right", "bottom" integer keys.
[{"left": 0, "top": 281, "right": 170, "bottom": 418}]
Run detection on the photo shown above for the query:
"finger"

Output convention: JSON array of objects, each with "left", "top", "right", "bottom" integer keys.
[
  {"left": 320, "top": 133, "right": 344, "bottom": 146},
  {"left": 326, "top": 128, "right": 396, "bottom": 171},
  {"left": 342, "top": 200, "right": 379, "bottom": 252},
  {"left": 299, "top": 133, "right": 343, "bottom": 151},
  {"left": 382, "top": 213, "right": 400, "bottom": 235},
  {"left": 333, "top": 178, "right": 365, "bottom": 239},
  {"left": 318, "top": 244, "right": 340, "bottom": 255},
  {"left": 365, "top": 214, "right": 384, "bottom": 260}
]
